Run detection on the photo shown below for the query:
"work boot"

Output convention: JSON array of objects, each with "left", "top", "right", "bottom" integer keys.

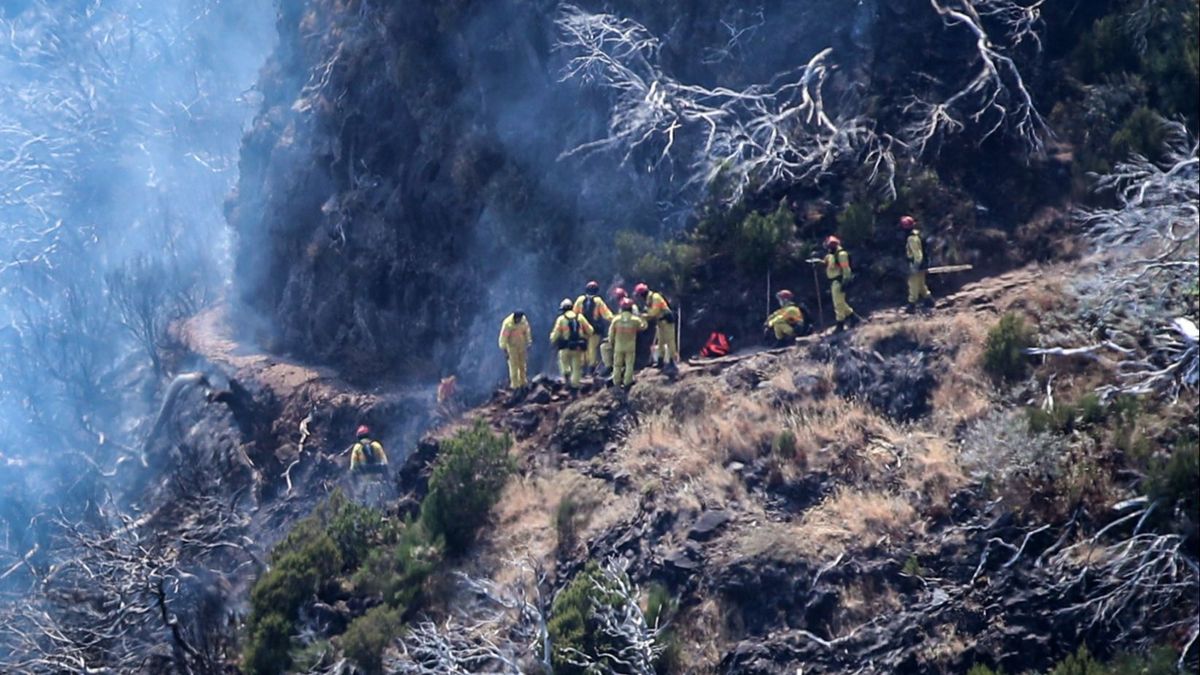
[
  {"left": 905, "top": 304, "right": 916, "bottom": 315},
  {"left": 835, "top": 321, "right": 846, "bottom": 333}
]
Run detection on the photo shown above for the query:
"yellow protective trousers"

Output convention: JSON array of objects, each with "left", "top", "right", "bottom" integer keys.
[
  {"left": 655, "top": 321, "right": 678, "bottom": 364},
  {"left": 600, "top": 337, "right": 614, "bottom": 368},
  {"left": 584, "top": 333, "right": 602, "bottom": 367},
  {"left": 907, "top": 271, "right": 931, "bottom": 305},
  {"left": 562, "top": 350, "right": 585, "bottom": 389},
  {"left": 773, "top": 321, "right": 796, "bottom": 341},
  {"left": 613, "top": 347, "right": 637, "bottom": 387},
  {"left": 505, "top": 347, "right": 528, "bottom": 388},
  {"left": 831, "top": 280, "right": 854, "bottom": 322}
]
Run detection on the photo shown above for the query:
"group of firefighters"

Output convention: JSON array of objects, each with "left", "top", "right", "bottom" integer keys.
[
  {"left": 498, "top": 214, "right": 934, "bottom": 394},
  {"left": 351, "top": 215, "right": 933, "bottom": 473}
]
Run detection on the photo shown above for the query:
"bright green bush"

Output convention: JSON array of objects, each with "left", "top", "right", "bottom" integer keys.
[
  {"left": 351, "top": 519, "right": 443, "bottom": 610},
  {"left": 342, "top": 605, "right": 402, "bottom": 675},
  {"left": 982, "top": 313, "right": 1035, "bottom": 382},
  {"left": 243, "top": 612, "right": 293, "bottom": 675},
  {"left": 420, "top": 420, "right": 515, "bottom": 554}
]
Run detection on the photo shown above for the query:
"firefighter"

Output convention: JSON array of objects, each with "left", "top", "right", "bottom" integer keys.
[
  {"left": 634, "top": 283, "right": 677, "bottom": 371},
  {"left": 765, "top": 289, "right": 807, "bottom": 344},
  {"left": 498, "top": 310, "right": 532, "bottom": 389},
  {"left": 350, "top": 425, "right": 389, "bottom": 473},
  {"left": 550, "top": 298, "right": 594, "bottom": 391},
  {"left": 900, "top": 215, "right": 933, "bottom": 312},
  {"left": 599, "top": 287, "right": 629, "bottom": 373},
  {"left": 823, "top": 236, "right": 855, "bottom": 332},
  {"left": 574, "top": 280, "right": 613, "bottom": 373},
  {"left": 609, "top": 297, "right": 648, "bottom": 388}
]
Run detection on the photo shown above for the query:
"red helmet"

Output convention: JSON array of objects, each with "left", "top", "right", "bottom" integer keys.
[
  {"left": 824, "top": 235, "right": 841, "bottom": 250},
  {"left": 776, "top": 289, "right": 793, "bottom": 300},
  {"left": 633, "top": 283, "right": 649, "bottom": 297},
  {"left": 899, "top": 215, "right": 916, "bottom": 229},
  {"left": 613, "top": 287, "right": 627, "bottom": 300},
  {"left": 619, "top": 297, "right": 635, "bottom": 311},
  {"left": 356, "top": 425, "right": 371, "bottom": 438},
  {"left": 585, "top": 280, "right": 600, "bottom": 293}
]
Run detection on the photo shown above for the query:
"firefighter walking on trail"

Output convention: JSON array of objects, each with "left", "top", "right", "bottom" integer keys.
[
  {"left": 350, "top": 425, "right": 388, "bottom": 474},
  {"left": 574, "top": 280, "right": 613, "bottom": 373},
  {"left": 901, "top": 215, "right": 933, "bottom": 312},
  {"left": 550, "top": 298, "right": 594, "bottom": 391},
  {"left": 498, "top": 310, "right": 532, "bottom": 389},
  {"left": 823, "top": 236, "right": 855, "bottom": 332}
]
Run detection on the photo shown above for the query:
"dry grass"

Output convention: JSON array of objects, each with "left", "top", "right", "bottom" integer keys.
[
  {"left": 780, "top": 397, "right": 902, "bottom": 486},
  {"left": 899, "top": 434, "right": 966, "bottom": 515},
  {"left": 485, "top": 469, "right": 617, "bottom": 566},
  {"left": 799, "top": 488, "right": 922, "bottom": 558}
]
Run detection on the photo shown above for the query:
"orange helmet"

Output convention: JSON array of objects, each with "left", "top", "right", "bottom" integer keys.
[
  {"left": 613, "top": 287, "right": 627, "bottom": 300},
  {"left": 356, "top": 425, "right": 371, "bottom": 438},
  {"left": 899, "top": 215, "right": 916, "bottom": 229},
  {"left": 634, "top": 283, "right": 649, "bottom": 297},
  {"left": 585, "top": 280, "right": 600, "bottom": 293},
  {"left": 824, "top": 235, "right": 841, "bottom": 250},
  {"left": 776, "top": 289, "right": 793, "bottom": 301},
  {"left": 619, "top": 297, "right": 635, "bottom": 311}
]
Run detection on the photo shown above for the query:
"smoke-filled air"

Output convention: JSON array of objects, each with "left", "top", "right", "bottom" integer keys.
[{"left": 0, "top": 0, "right": 1197, "bottom": 673}]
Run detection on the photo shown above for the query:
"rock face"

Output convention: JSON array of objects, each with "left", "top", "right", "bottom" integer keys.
[{"left": 227, "top": 0, "right": 927, "bottom": 390}]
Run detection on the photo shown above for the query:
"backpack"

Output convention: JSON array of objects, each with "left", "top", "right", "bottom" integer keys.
[
  {"left": 700, "top": 332, "right": 730, "bottom": 358},
  {"left": 918, "top": 233, "right": 931, "bottom": 270},
  {"left": 583, "top": 294, "right": 609, "bottom": 334},
  {"left": 566, "top": 316, "right": 587, "bottom": 350}
]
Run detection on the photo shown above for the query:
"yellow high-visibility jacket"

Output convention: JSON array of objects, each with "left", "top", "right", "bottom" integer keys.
[
  {"left": 574, "top": 294, "right": 614, "bottom": 326},
  {"left": 549, "top": 311, "right": 594, "bottom": 350},
  {"left": 351, "top": 439, "right": 388, "bottom": 470},
  {"left": 498, "top": 314, "right": 532, "bottom": 350},
  {"left": 825, "top": 248, "right": 853, "bottom": 281},
  {"left": 643, "top": 291, "right": 672, "bottom": 322},
  {"left": 768, "top": 303, "right": 804, "bottom": 330},
  {"left": 609, "top": 310, "right": 647, "bottom": 351},
  {"left": 906, "top": 230, "right": 924, "bottom": 267}
]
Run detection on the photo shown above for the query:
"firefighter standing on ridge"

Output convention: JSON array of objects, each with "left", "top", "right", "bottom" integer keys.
[
  {"left": 599, "top": 287, "right": 630, "bottom": 374},
  {"left": 550, "top": 298, "right": 594, "bottom": 392},
  {"left": 609, "top": 297, "right": 648, "bottom": 389},
  {"left": 498, "top": 310, "right": 532, "bottom": 389},
  {"left": 574, "top": 280, "right": 613, "bottom": 374},
  {"left": 635, "top": 283, "right": 678, "bottom": 372},
  {"left": 901, "top": 215, "right": 933, "bottom": 312},
  {"left": 824, "top": 236, "right": 856, "bottom": 332},
  {"left": 350, "top": 425, "right": 388, "bottom": 474},
  {"left": 765, "top": 289, "right": 808, "bottom": 345}
]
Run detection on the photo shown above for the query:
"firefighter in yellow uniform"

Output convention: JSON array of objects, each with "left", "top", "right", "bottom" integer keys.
[
  {"left": 766, "top": 289, "right": 807, "bottom": 344},
  {"left": 610, "top": 297, "right": 648, "bottom": 388},
  {"left": 599, "top": 287, "right": 630, "bottom": 372},
  {"left": 900, "top": 215, "right": 933, "bottom": 312},
  {"left": 498, "top": 310, "right": 532, "bottom": 389},
  {"left": 574, "top": 280, "right": 613, "bottom": 373},
  {"left": 550, "top": 299, "right": 594, "bottom": 391},
  {"left": 350, "top": 425, "right": 389, "bottom": 473},
  {"left": 634, "top": 283, "right": 677, "bottom": 370},
  {"left": 823, "top": 236, "right": 855, "bottom": 332}
]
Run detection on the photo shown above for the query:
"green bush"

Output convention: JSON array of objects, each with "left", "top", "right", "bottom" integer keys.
[
  {"left": 342, "top": 605, "right": 402, "bottom": 675},
  {"left": 733, "top": 199, "right": 794, "bottom": 273},
  {"left": 1027, "top": 394, "right": 1106, "bottom": 435},
  {"left": 556, "top": 495, "right": 583, "bottom": 550},
  {"left": 982, "top": 313, "right": 1035, "bottom": 382},
  {"left": 836, "top": 201, "right": 875, "bottom": 248},
  {"left": 243, "top": 613, "right": 293, "bottom": 675},
  {"left": 1143, "top": 438, "right": 1199, "bottom": 544},
  {"left": 1047, "top": 644, "right": 1179, "bottom": 675},
  {"left": 420, "top": 420, "right": 515, "bottom": 554},
  {"left": 772, "top": 429, "right": 798, "bottom": 460},
  {"left": 614, "top": 231, "right": 701, "bottom": 298},
  {"left": 1110, "top": 107, "right": 1169, "bottom": 161},
  {"left": 351, "top": 519, "right": 444, "bottom": 610},
  {"left": 967, "top": 666, "right": 1006, "bottom": 675},
  {"left": 548, "top": 562, "right": 628, "bottom": 674}
]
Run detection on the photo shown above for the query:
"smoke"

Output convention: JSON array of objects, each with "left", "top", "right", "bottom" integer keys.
[{"left": 0, "top": 0, "right": 274, "bottom": 587}]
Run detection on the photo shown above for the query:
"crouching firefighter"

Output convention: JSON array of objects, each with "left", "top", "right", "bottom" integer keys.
[
  {"left": 550, "top": 299, "right": 594, "bottom": 392},
  {"left": 350, "top": 425, "right": 389, "bottom": 475},
  {"left": 765, "top": 289, "right": 810, "bottom": 345}
]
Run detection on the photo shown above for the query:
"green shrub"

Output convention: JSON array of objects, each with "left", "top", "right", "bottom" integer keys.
[
  {"left": 614, "top": 231, "right": 701, "bottom": 298},
  {"left": 352, "top": 519, "right": 444, "bottom": 610},
  {"left": 967, "top": 666, "right": 1005, "bottom": 675},
  {"left": 1143, "top": 437, "right": 1199, "bottom": 545},
  {"left": 772, "top": 429, "right": 798, "bottom": 460},
  {"left": 982, "top": 313, "right": 1035, "bottom": 382},
  {"left": 342, "top": 605, "right": 402, "bottom": 675},
  {"left": 548, "top": 562, "right": 629, "bottom": 674},
  {"left": 556, "top": 495, "right": 583, "bottom": 550},
  {"left": 243, "top": 612, "right": 293, "bottom": 675},
  {"left": 836, "top": 201, "right": 875, "bottom": 248},
  {"left": 734, "top": 199, "right": 794, "bottom": 273},
  {"left": 290, "top": 639, "right": 333, "bottom": 672},
  {"left": 1110, "top": 107, "right": 1169, "bottom": 161},
  {"left": 322, "top": 491, "right": 387, "bottom": 571},
  {"left": 420, "top": 420, "right": 515, "bottom": 554}
]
